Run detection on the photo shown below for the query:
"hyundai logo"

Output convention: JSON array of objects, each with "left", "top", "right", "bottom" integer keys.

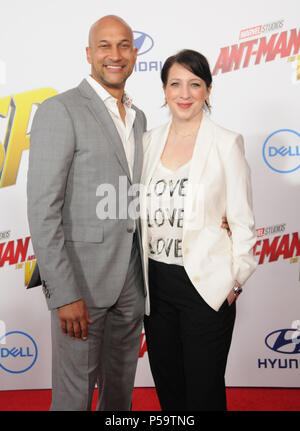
[
  {"left": 133, "top": 31, "right": 154, "bottom": 56},
  {"left": 265, "top": 329, "right": 300, "bottom": 354},
  {"left": 0, "top": 331, "right": 38, "bottom": 373},
  {"left": 262, "top": 129, "right": 300, "bottom": 173}
]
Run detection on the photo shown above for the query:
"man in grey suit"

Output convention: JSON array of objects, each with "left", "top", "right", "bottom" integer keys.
[{"left": 27, "top": 15, "right": 147, "bottom": 411}]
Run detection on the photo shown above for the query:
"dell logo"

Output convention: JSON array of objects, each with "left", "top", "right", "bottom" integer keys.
[
  {"left": 0, "top": 331, "right": 38, "bottom": 373},
  {"left": 262, "top": 129, "right": 300, "bottom": 173},
  {"left": 268, "top": 146, "right": 300, "bottom": 157}
]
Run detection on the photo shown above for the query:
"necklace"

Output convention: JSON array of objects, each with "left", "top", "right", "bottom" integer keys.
[{"left": 171, "top": 125, "right": 199, "bottom": 138}]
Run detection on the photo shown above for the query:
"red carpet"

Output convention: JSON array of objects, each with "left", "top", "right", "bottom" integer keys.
[{"left": 0, "top": 387, "right": 299, "bottom": 411}]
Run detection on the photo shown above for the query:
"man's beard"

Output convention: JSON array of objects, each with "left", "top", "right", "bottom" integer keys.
[{"left": 93, "top": 66, "right": 130, "bottom": 89}]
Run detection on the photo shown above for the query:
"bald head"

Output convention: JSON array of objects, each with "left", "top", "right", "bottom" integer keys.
[
  {"left": 88, "top": 15, "right": 134, "bottom": 47},
  {"left": 86, "top": 15, "right": 137, "bottom": 97}
]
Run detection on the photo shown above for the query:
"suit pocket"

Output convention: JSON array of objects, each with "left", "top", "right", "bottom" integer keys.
[{"left": 63, "top": 225, "right": 104, "bottom": 243}]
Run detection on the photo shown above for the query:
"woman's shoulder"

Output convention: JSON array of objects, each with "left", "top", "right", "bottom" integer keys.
[
  {"left": 143, "top": 122, "right": 170, "bottom": 150},
  {"left": 206, "top": 114, "right": 242, "bottom": 142},
  {"left": 205, "top": 115, "right": 245, "bottom": 159},
  {"left": 143, "top": 122, "right": 170, "bottom": 139}
]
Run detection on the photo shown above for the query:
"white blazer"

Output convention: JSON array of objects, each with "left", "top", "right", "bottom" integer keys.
[{"left": 141, "top": 113, "right": 257, "bottom": 314}]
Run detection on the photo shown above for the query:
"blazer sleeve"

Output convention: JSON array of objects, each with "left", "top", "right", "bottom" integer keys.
[
  {"left": 27, "top": 97, "right": 82, "bottom": 309},
  {"left": 222, "top": 134, "right": 258, "bottom": 285}
]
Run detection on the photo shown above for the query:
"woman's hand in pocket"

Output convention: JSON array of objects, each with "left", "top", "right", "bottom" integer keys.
[{"left": 226, "top": 289, "right": 237, "bottom": 306}]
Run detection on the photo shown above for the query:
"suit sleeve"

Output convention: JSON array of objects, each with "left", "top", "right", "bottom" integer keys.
[
  {"left": 222, "top": 134, "right": 258, "bottom": 285},
  {"left": 27, "top": 97, "right": 82, "bottom": 309}
]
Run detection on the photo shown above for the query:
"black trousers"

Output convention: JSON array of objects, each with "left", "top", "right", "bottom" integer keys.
[{"left": 144, "top": 259, "right": 236, "bottom": 411}]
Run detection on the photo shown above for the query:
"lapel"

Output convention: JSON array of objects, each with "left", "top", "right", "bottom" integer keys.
[
  {"left": 140, "top": 122, "right": 171, "bottom": 231},
  {"left": 142, "top": 113, "right": 215, "bottom": 233},
  {"left": 143, "top": 114, "right": 214, "bottom": 188},
  {"left": 143, "top": 121, "right": 172, "bottom": 188},
  {"left": 78, "top": 79, "right": 132, "bottom": 182},
  {"left": 131, "top": 106, "right": 143, "bottom": 184},
  {"left": 183, "top": 113, "right": 215, "bottom": 233},
  {"left": 188, "top": 113, "right": 215, "bottom": 187}
]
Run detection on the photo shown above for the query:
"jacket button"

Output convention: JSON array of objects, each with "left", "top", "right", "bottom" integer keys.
[
  {"left": 127, "top": 227, "right": 134, "bottom": 233},
  {"left": 193, "top": 276, "right": 200, "bottom": 283},
  {"left": 185, "top": 248, "right": 190, "bottom": 254}
]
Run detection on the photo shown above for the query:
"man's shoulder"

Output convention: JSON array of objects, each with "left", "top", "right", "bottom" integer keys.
[
  {"left": 41, "top": 85, "right": 82, "bottom": 109},
  {"left": 39, "top": 79, "right": 94, "bottom": 112},
  {"left": 31, "top": 83, "right": 87, "bottom": 128}
]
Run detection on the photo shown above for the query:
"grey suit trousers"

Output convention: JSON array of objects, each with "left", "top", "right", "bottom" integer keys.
[{"left": 50, "top": 236, "right": 144, "bottom": 411}]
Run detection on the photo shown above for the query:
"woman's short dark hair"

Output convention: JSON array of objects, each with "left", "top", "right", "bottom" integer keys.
[{"left": 161, "top": 49, "right": 212, "bottom": 109}]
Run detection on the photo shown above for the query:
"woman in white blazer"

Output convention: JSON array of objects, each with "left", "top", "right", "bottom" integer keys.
[{"left": 141, "top": 50, "right": 257, "bottom": 411}]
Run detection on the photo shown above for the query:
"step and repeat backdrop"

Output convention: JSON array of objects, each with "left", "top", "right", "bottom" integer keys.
[{"left": 0, "top": 0, "right": 299, "bottom": 390}]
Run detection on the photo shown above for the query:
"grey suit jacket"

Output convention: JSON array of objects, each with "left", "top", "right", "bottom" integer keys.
[{"left": 27, "top": 79, "right": 147, "bottom": 310}]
